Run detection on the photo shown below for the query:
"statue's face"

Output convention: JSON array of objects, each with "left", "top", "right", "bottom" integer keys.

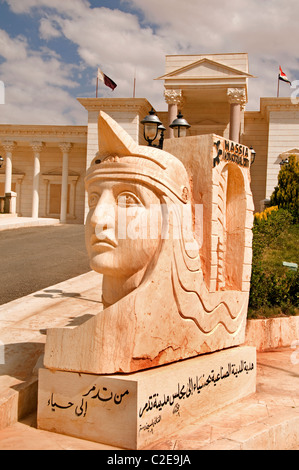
[{"left": 85, "top": 180, "right": 162, "bottom": 278}]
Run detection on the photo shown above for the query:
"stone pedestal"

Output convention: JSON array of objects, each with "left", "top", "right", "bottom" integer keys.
[{"left": 37, "top": 346, "right": 256, "bottom": 450}]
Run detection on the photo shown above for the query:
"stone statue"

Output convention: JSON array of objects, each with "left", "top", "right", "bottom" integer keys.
[{"left": 43, "top": 111, "right": 253, "bottom": 374}]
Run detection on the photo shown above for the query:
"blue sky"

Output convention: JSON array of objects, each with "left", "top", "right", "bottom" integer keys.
[{"left": 0, "top": 0, "right": 298, "bottom": 125}]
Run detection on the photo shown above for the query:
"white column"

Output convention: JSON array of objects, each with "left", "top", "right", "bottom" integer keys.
[
  {"left": 59, "top": 143, "right": 72, "bottom": 224},
  {"left": 70, "top": 180, "right": 76, "bottom": 219},
  {"left": 164, "top": 89, "right": 184, "bottom": 138},
  {"left": 44, "top": 178, "right": 50, "bottom": 217},
  {"left": 3, "top": 141, "right": 15, "bottom": 194},
  {"left": 16, "top": 177, "right": 23, "bottom": 215},
  {"left": 227, "top": 88, "right": 246, "bottom": 143},
  {"left": 31, "top": 142, "right": 43, "bottom": 219}
]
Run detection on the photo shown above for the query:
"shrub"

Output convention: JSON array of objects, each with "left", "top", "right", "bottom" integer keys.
[
  {"left": 248, "top": 207, "right": 298, "bottom": 316},
  {"left": 252, "top": 207, "right": 293, "bottom": 256},
  {"left": 270, "top": 155, "right": 299, "bottom": 222}
]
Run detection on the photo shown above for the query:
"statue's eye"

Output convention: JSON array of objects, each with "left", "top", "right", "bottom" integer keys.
[
  {"left": 117, "top": 192, "right": 142, "bottom": 208},
  {"left": 88, "top": 193, "right": 99, "bottom": 207}
]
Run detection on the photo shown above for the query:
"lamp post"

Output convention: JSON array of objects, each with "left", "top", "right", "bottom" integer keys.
[
  {"left": 169, "top": 111, "right": 190, "bottom": 138},
  {"left": 157, "top": 124, "right": 166, "bottom": 150},
  {"left": 250, "top": 147, "right": 256, "bottom": 165},
  {"left": 0, "top": 156, "right": 3, "bottom": 168},
  {"left": 280, "top": 157, "right": 289, "bottom": 166},
  {"left": 141, "top": 108, "right": 162, "bottom": 147},
  {"left": 141, "top": 109, "right": 191, "bottom": 149}
]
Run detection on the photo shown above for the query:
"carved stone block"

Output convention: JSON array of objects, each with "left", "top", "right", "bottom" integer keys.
[{"left": 38, "top": 346, "right": 256, "bottom": 450}]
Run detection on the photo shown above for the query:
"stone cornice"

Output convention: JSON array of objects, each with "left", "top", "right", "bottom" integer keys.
[
  {"left": 0, "top": 125, "right": 87, "bottom": 144},
  {"left": 77, "top": 97, "right": 153, "bottom": 116},
  {"left": 260, "top": 97, "right": 299, "bottom": 120}
]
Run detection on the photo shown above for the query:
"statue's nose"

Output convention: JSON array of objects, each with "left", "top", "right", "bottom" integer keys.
[{"left": 90, "top": 190, "right": 116, "bottom": 229}]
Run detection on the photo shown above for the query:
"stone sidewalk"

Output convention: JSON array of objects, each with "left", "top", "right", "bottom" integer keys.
[
  {"left": 0, "top": 348, "right": 298, "bottom": 450},
  {"left": 0, "top": 216, "right": 61, "bottom": 231},
  {"left": 0, "top": 272, "right": 298, "bottom": 450},
  {"left": 0, "top": 223, "right": 90, "bottom": 305}
]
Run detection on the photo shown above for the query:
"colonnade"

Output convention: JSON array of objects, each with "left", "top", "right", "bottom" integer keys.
[{"left": 2, "top": 140, "right": 72, "bottom": 221}]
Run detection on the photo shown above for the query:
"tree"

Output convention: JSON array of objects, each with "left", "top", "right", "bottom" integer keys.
[{"left": 270, "top": 155, "right": 299, "bottom": 222}]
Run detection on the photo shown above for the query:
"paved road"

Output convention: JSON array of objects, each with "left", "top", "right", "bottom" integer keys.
[{"left": 0, "top": 224, "right": 91, "bottom": 305}]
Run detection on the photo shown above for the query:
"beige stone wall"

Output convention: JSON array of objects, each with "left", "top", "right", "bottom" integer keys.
[
  {"left": 242, "top": 111, "right": 269, "bottom": 212},
  {"left": 0, "top": 142, "right": 87, "bottom": 223},
  {"left": 266, "top": 109, "right": 299, "bottom": 198},
  {"left": 183, "top": 101, "right": 231, "bottom": 138}
]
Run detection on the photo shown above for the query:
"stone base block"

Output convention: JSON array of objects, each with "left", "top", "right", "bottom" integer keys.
[{"left": 37, "top": 346, "right": 256, "bottom": 450}]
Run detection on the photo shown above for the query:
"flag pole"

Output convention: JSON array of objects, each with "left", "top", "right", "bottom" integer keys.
[
  {"left": 133, "top": 69, "right": 136, "bottom": 98},
  {"left": 96, "top": 76, "right": 98, "bottom": 98},
  {"left": 277, "top": 74, "right": 280, "bottom": 98}
]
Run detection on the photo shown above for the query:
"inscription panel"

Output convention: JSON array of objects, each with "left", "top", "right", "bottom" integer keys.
[
  {"left": 38, "top": 370, "right": 137, "bottom": 449},
  {"left": 136, "top": 346, "right": 256, "bottom": 448},
  {"left": 38, "top": 346, "right": 256, "bottom": 450}
]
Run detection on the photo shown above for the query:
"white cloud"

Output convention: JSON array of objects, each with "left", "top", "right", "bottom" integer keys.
[
  {"left": 4, "top": 1, "right": 169, "bottom": 112},
  {"left": 123, "top": 0, "right": 299, "bottom": 56},
  {"left": 34, "top": 4, "right": 169, "bottom": 109},
  {"left": 39, "top": 17, "right": 62, "bottom": 40},
  {"left": 0, "top": 30, "right": 28, "bottom": 61},
  {"left": 2, "top": 0, "right": 299, "bottom": 123},
  {"left": 5, "top": 0, "right": 90, "bottom": 17},
  {"left": 0, "top": 29, "right": 84, "bottom": 124},
  {"left": 123, "top": 0, "right": 299, "bottom": 109}
]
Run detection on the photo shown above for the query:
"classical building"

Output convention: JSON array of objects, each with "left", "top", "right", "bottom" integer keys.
[{"left": 1, "top": 53, "right": 298, "bottom": 222}]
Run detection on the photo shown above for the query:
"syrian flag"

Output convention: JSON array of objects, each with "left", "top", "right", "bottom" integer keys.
[
  {"left": 97, "top": 68, "right": 117, "bottom": 90},
  {"left": 279, "top": 66, "right": 291, "bottom": 84}
]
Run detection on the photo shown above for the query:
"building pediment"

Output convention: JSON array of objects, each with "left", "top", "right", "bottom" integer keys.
[{"left": 156, "top": 58, "right": 254, "bottom": 81}]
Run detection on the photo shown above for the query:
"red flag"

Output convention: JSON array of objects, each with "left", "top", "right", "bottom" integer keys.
[
  {"left": 97, "top": 68, "right": 117, "bottom": 90},
  {"left": 279, "top": 66, "right": 291, "bottom": 84}
]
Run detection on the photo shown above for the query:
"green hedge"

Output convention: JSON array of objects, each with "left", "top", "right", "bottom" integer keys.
[
  {"left": 270, "top": 155, "right": 299, "bottom": 223},
  {"left": 248, "top": 207, "right": 298, "bottom": 317}
]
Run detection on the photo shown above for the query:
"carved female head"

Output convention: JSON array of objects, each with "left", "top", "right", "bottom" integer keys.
[
  {"left": 84, "top": 111, "right": 198, "bottom": 306},
  {"left": 85, "top": 178, "right": 162, "bottom": 278}
]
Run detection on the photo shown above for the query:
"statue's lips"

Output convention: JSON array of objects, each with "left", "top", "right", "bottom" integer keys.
[{"left": 90, "top": 234, "right": 117, "bottom": 249}]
